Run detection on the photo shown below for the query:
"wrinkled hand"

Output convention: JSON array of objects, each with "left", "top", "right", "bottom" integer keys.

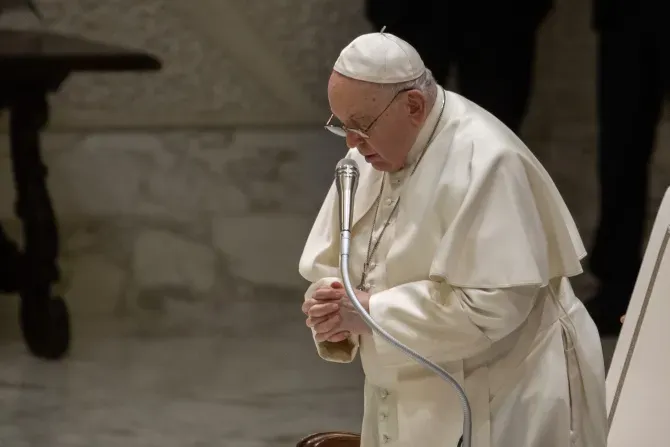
[
  {"left": 302, "top": 281, "right": 372, "bottom": 343},
  {"left": 302, "top": 282, "right": 343, "bottom": 340}
]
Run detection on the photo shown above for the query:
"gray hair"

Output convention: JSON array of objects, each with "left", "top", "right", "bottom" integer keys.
[{"left": 386, "top": 68, "right": 438, "bottom": 100}]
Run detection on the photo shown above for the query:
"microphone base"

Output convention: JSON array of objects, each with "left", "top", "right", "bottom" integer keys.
[{"left": 296, "top": 432, "right": 463, "bottom": 446}]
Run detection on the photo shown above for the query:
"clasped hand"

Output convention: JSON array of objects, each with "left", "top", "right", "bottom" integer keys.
[{"left": 302, "top": 281, "right": 372, "bottom": 343}]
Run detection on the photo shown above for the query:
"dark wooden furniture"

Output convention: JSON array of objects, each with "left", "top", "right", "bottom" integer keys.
[
  {"left": 0, "top": 30, "right": 161, "bottom": 360},
  {"left": 296, "top": 432, "right": 361, "bottom": 446}
]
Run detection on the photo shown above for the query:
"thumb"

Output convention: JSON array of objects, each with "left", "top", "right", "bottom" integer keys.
[{"left": 331, "top": 281, "right": 344, "bottom": 289}]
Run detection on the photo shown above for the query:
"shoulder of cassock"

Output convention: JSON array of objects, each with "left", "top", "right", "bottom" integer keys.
[{"left": 299, "top": 95, "right": 586, "bottom": 289}]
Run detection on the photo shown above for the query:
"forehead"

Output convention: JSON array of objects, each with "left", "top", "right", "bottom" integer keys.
[{"left": 327, "top": 72, "right": 384, "bottom": 121}]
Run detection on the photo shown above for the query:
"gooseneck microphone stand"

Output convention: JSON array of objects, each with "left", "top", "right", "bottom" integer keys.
[{"left": 335, "top": 158, "right": 471, "bottom": 447}]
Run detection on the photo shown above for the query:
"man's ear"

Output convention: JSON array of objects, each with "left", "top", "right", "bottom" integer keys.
[{"left": 406, "top": 90, "right": 427, "bottom": 124}]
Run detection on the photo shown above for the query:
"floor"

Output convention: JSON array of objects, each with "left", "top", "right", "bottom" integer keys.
[
  {"left": 0, "top": 314, "right": 619, "bottom": 447},
  {"left": 0, "top": 312, "right": 620, "bottom": 447},
  {"left": 0, "top": 328, "right": 365, "bottom": 447}
]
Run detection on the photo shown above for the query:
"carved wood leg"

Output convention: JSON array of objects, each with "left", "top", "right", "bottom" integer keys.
[
  {"left": 8, "top": 92, "right": 70, "bottom": 360},
  {"left": 0, "top": 224, "right": 22, "bottom": 294}
]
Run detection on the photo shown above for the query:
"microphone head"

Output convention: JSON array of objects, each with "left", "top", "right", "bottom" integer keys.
[
  {"left": 335, "top": 158, "right": 359, "bottom": 173},
  {"left": 335, "top": 158, "right": 359, "bottom": 233},
  {"left": 335, "top": 158, "right": 359, "bottom": 191}
]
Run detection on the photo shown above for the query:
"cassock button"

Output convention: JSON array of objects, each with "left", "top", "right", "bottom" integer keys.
[
  {"left": 385, "top": 198, "right": 394, "bottom": 206},
  {"left": 380, "top": 412, "right": 388, "bottom": 421},
  {"left": 383, "top": 434, "right": 391, "bottom": 443},
  {"left": 380, "top": 389, "right": 389, "bottom": 399}
]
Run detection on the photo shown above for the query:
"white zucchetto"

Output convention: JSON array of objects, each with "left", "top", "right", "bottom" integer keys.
[{"left": 333, "top": 31, "right": 426, "bottom": 84}]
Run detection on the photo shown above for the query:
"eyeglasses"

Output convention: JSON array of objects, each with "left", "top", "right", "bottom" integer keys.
[{"left": 324, "top": 88, "right": 412, "bottom": 139}]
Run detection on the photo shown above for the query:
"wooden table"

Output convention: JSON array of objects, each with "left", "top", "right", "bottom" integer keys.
[{"left": 0, "top": 30, "right": 161, "bottom": 360}]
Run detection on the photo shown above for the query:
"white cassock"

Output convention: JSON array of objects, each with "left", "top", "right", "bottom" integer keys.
[{"left": 299, "top": 88, "right": 607, "bottom": 447}]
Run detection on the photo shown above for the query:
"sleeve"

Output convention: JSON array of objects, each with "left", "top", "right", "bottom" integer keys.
[
  {"left": 368, "top": 278, "right": 540, "bottom": 368},
  {"left": 298, "top": 152, "right": 361, "bottom": 363},
  {"left": 297, "top": 182, "right": 360, "bottom": 363},
  {"left": 298, "top": 183, "right": 340, "bottom": 281},
  {"left": 304, "top": 278, "right": 360, "bottom": 363}
]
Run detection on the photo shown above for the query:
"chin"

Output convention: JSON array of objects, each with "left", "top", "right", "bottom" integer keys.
[
  {"left": 364, "top": 154, "right": 401, "bottom": 172},
  {"left": 369, "top": 159, "right": 396, "bottom": 172}
]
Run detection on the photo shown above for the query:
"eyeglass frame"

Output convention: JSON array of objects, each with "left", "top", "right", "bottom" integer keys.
[{"left": 324, "top": 87, "right": 413, "bottom": 139}]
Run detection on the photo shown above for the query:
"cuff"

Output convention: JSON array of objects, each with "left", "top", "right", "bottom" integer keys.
[{"left": 314, "top": 335, "right": 360, "bottom": 363}]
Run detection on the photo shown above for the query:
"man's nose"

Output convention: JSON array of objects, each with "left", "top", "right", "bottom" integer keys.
[{"left": 346, "top": 132, "right": 364, "bottom": 149}]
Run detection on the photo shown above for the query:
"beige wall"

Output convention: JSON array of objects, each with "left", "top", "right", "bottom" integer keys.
[
  {"left": 1, "top": 0, "right": 370, "bottom": 128},
  {"left": 1, "top": 0, "right": 669, "bottom": 339}
]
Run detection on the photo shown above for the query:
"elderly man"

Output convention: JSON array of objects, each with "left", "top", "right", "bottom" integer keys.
[{"left": 299, "top": 32, "right": 607, "bottom": 447}]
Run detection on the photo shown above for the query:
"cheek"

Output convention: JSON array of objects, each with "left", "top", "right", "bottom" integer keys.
[{"left": 370, "top": 134, "right": 401, "bottom": 161}]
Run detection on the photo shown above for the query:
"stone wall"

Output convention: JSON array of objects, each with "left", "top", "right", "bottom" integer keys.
[
  {"left": 0, "top": 0, "right": 669, "bottom": 339},
  {"left": 0, "top": 131, "right": 343, "bottom": 338}
]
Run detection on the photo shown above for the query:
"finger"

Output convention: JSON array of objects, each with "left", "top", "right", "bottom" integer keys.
[
  {"left": 331, "top": 281, "right": 344, "bottom": 289},
  {"left": 313, "top": 314, "right": 341, "bottom": 335},
  {"left": 315, "top": 321, "right": 346, "bottom": 342},
  {"left": 306, "top": 315, "right": 330, "bottom": 328},
  {"left": 327, "top": 331, "right": 350, "bottom": 342},
  {"left": 313, "top": 289, "right": 344, "bottom": 301},
  {"left": 307, "top": 302, "right": 339, "bottom": 317},
  {"left": 301, "top": 298, "right": 318, "bottom": 315}
]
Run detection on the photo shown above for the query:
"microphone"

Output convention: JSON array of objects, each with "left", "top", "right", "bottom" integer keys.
[
  {"left": 335, "top": 158, "right": 359, "bottom": 235},
  {"left": 334, "top": 158, "right": 472, "bottom": 447},
  {"left": 335, "top": 158, "right": 359, "bottom": 259}
]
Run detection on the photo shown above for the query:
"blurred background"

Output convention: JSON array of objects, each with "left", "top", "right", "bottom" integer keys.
[{"left": 0, "top": 0, "right": 668, "bottom": 445}]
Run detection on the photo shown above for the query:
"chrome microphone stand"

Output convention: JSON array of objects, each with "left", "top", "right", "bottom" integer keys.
[{"left": 335, "top": 159, "right": 472, "bottom": 447}]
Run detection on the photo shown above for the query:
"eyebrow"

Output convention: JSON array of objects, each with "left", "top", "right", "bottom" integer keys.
[
  {"left": 346, "top": 114, "right": 368, "bottom": 128},
  {"left": 330, "top": 112, "right": 363, "bottom": 128},
  {"left": 329, "top": 109, "right": 370, "bottom": 129}
]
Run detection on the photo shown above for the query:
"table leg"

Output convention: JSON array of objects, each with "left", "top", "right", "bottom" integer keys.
[
  {"left": 9, "top": 93, "right": 70, "bottom": 360},
  {"left": 0, "top": 225, "right": 21, "bottom": 294}
]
